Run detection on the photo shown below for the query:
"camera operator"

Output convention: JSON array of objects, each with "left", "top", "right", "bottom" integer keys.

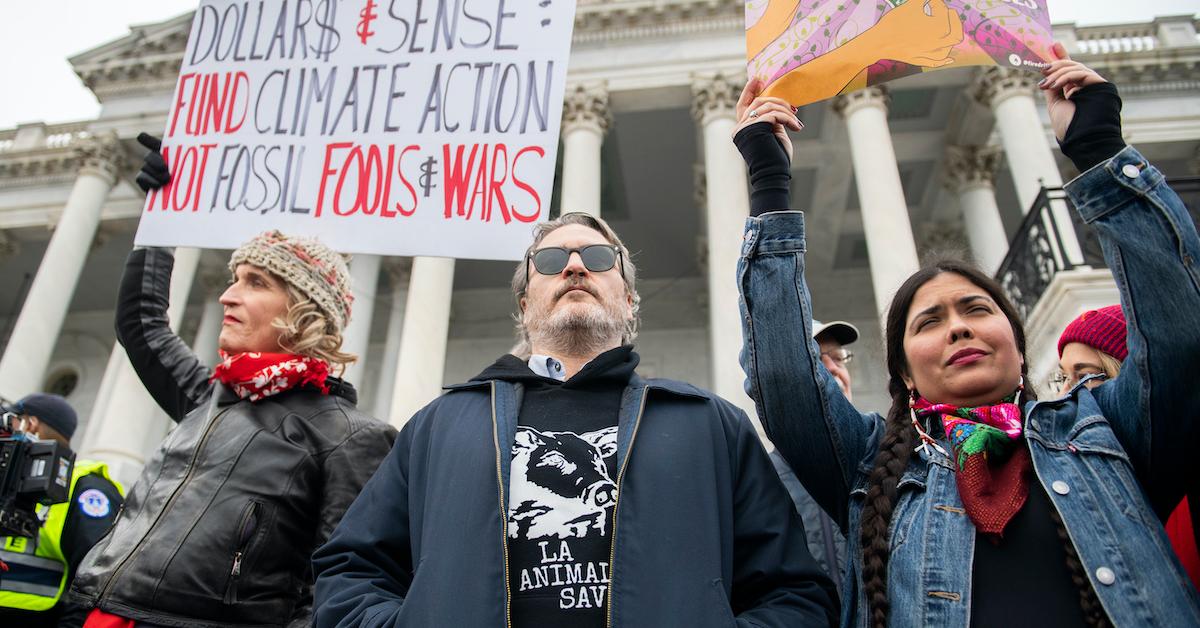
[{"left": 0, "top": 394, "right": 123, "bottom": 627}]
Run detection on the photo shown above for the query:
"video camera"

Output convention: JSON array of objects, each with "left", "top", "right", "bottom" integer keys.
[{"left": 0, "top": 400, "right": 75, "bottom": 537}]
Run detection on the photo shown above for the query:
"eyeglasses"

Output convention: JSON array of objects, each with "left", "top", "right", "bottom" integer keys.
[
  {"left": 820, "top": 348, "right": 853, "bottom": 365},
  {"left": 1048, "top": 371, "right": 1108, "bottom": 392},
  {"left": 529, "top": 244, "right": 622, "bottom": 276}
]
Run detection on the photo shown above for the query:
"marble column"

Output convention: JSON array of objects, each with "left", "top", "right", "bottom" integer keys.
[
  {"left": 832, "top": 87, "right": 920, "bottom": 315},
  {"left": 0, "top": 134, "right": 123, "bottom": 399},
  {"left": 944, "top": 145, "right": 1008, "bottom": 275},
  {"left": 559, "top": 84, "right": 611, "bottom": 217},
  {"left": 372, "top": 260, "right": 410, "bottom": 419},
  {"left": 972, "top": 67, "right": 1083, "bottom": 265},
  {"left": 190, "top": 271, "right": 227, "bottom": 367},
  {"left": 80, "top": 247, "right": 201, "bottom": 486},
  {"left": 388, "top": 256, "right": 453, "bottom": 428},
  {"left": 691, "top": 73, "right": 756, "bottom": 419},
  {"left": 340, "top": 254, "right": 382, "bottom": 389}
]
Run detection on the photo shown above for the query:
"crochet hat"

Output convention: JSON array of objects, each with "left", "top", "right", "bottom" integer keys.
[
  {"left": 1057, "top": 304, "right": 1127, "bottom": 361},
  {"left": 229, "top": 230, "right": 353, "bottom": 333},
  {"left": 15, "top": 393, "right": 78, "bottom": 440}
]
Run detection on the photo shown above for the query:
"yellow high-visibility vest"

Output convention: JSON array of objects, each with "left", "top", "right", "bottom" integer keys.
[{"left": 0, "top": 460, "right": 121, "bottom": 611}]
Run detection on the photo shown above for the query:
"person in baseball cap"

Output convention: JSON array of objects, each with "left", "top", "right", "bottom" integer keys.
[
  {"left": 10, "top": 392, "right": 78, "bottom": 444},
  {"left": 813, "top": 319, "right": 859, "bottom": 401},
  {"left": 0, "top": 392, "right": 124, "bottom": 626}
]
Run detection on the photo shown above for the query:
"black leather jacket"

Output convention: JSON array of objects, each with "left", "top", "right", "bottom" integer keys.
[{"left": 69, "top": 248, "right": 397, "bottom": 628}]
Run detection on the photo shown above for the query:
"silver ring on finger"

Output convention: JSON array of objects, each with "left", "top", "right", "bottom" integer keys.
[{"left": 749, "top": 109, "right": 759, "bottom": 118}]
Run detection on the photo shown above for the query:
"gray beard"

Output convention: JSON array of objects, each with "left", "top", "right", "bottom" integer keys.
[{"left": 524, "top": 302, "right": 626, "bottom": 358}]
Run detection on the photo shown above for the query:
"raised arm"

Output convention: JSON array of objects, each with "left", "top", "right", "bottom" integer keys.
[
  {"left": 732, "top": 81, "right": 881, "bottom": 528},
  {"left": 289, "top": 414, "right": 398, "bottom": 628},
  {"left": 312, "top": 425, "right": 414, "bottom": 628},
  {"left": 115, "top": 247, "right": 213, "bottom": 421},
  {"left": 1044, "top": 52, "right": 1200, "bottom": 517}
]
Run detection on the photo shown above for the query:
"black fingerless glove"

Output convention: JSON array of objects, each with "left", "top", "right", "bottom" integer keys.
[
  {"left": 135, "top": 132, "right": 171, "bottom": 193},
  {"left": 1058, "top": 83, "right": 1126, "bottom": 174},
  {"left": 733, "top": 123, "right": 791, "bottom": 216}
]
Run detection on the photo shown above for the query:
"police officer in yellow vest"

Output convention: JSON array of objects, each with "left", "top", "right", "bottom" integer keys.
[{"left": 0, "top": 393, "right": 123, "bottom": 627}]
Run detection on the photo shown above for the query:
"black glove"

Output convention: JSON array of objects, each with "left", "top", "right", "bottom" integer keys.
[
  {"left": 733, "top": 123, "right": 792, "bottom": 216},
  {"left": 135, "top": 133, "right": 171, "bottom": 192},
  {"left": 1057, "top": 82, "right": 1126, "bottom": 174}
]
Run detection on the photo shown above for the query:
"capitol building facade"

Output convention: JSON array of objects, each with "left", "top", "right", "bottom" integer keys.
[{"left": 0, "top": 2, "right": 1197, "bottom": 485}]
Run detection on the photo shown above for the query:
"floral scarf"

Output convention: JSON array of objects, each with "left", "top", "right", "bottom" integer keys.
[
  {"left": 912, "top": 392, "right": 1031, "bottom": 537},
  {"left": 210, "top": 351, "right": 330, "bottom": 402}
]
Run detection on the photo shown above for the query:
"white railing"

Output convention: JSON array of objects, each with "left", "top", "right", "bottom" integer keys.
[
  {"left": 1074, "top": 23, "right": 1158, "bottom": 54},
  {"left": 1055, "top": 15, "right": 1199, "bottom": 55},
  {"left": 0, "top": 121, "right": 91, "bottom": 154}
]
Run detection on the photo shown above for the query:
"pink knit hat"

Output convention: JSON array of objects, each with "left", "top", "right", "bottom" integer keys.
[{"left": 1057, "top": 305, "right": 1127, "bottom": 361}]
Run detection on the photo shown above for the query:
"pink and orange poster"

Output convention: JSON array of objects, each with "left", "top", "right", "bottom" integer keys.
[{"left": 747, "top": 0, "right": 1054, "bottom": 107}]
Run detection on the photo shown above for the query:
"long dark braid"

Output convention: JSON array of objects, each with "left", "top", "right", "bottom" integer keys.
[
  {"left": 859, "top": 381, "right": 918, "bottom": 628},
  {"left": 862, "top": 259, "right": 1030, "bottom": 628}
]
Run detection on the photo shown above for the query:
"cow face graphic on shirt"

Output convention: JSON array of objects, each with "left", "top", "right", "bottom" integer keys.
[{"left": 508, "top": 426, "right": 618, "bottom": 540}]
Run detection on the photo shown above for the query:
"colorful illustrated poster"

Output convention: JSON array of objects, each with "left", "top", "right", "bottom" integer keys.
[
  {"left": 746, "top": 0, "right": 1054, "bottom": 107},
  {"left": 136, "top": 0, "right": 576, "bottom": 261}
]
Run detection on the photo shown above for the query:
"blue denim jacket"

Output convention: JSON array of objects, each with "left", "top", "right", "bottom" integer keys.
[{"left": 737, "top": 146, "right": 1200, "bottom": 627}]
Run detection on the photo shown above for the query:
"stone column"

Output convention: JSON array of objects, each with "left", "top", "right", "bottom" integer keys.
[
  {"left": 190, "top": 271, "right": 227, "bottom": 367},
  {"left": 832, "top": 87, "right": 920, "bottom": 315},
  {"left": 691, "top": 73, "right": 756, "bottom": 419},
  {"left": 372, "top": 260, "right": 410, "bottom": 418},
  {"left": 388, "top": 256, "right": 453, "bottom": 428},
  {"left": 0, "top": 134, "right": 123, "bottom": 399},
  {"left": 340, "top": 254, "right": 382, "bottom": 389},
  {"left": 944, "top": 145, "right": 1008, "bottom": 275},
  {"left": 972, "top": 67, "right": 1083, "bottom": 265},
  {"left": 80, "top": 247, "right": 201, "bottom": 486},
  {"left": 559, "top": 84, "right": 611, "bottom": 217}
]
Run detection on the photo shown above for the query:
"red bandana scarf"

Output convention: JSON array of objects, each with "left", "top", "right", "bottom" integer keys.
[
  {"left": 912, "top": 392, "right": 1031, "bottom": 537},
  {"left": 210, "top": 351, "right": 330, "bottom": 402}
]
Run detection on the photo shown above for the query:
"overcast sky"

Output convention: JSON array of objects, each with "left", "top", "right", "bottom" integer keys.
[{"left": 0, "top": 0, "right": 1196, "bottom": 129}]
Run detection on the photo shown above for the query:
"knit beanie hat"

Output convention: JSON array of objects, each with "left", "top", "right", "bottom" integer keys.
[
  {"left": 1057, "top": 304, "right": 1127, "bottom": 361},
  {"left": 229, "top": 230, "right": 353, "bottom": 334}
]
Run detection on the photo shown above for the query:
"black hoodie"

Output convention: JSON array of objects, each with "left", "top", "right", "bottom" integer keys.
[{"left": 475, "top": 346, "right": 636, "bottom": 627}]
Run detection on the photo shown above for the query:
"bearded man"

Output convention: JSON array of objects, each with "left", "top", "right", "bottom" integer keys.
[{"left": 312, "top": 213, "right": 838, "bottom": 627}]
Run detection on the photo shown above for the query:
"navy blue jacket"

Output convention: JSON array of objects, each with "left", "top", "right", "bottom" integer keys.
[{"left": 312, "top": 360, "right": 838, "bottom": 627}]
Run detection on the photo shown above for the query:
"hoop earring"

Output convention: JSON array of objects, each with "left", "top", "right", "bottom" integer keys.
[
  {"left": 1016, "top": 375, "right": 1025, "bottom": 407},
  {"left": 909, "top": 390, "right": 949, "bottom": 458}
]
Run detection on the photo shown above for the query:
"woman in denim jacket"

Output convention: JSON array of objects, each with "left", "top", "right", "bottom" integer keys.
[{"left": 733, "top": 47, "right": 1200, "bottom": 627}]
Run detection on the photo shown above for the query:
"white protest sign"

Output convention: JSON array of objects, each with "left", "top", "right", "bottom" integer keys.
[{"left": 136, "top": 0, "right": 576, "bottom": 261}]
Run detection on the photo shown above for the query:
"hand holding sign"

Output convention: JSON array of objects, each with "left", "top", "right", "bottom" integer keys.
[
  {"left": 135, "top": 134, "right": 171, "bottom": 193},
  {"left": 1039, "top": 43, "right": 1109, "bottom": 142}
]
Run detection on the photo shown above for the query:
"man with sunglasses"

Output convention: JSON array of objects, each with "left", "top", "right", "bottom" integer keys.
[{"left": 313, "top": 213, "right": 838, "bottom": 627}]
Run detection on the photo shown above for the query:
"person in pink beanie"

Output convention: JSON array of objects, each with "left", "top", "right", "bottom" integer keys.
[{"left": 1057, "top": 304, "right": 1199, "bottom": 591}]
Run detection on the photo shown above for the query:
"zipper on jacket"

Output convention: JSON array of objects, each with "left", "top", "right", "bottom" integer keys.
[
  {"left": 489, "top": 381, "right": 513, "bottom": 628},
  {"left": 224, "top": 501, "right": 261, "bottom": 604},
  {"left": 96, "top": 403, "right": 233, "bottom": 602},
  {"left": 605, "top": 389, "right": 649, "bottom": 628}
]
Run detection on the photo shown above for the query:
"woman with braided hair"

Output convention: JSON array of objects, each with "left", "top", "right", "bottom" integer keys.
[{"left": 732, "top": 44, "right": 1200, "bottom": 627}]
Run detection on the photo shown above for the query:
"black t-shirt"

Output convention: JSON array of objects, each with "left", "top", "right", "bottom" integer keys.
[
  {"left": 491, "top": 346, "right": 636, "bottom": 628},
  {"left": 970, "top": 476, "right": 1091, "bottom": 628}
]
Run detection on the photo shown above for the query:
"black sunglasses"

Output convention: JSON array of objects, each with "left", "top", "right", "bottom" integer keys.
[{"left": 528, "top": 244, "right": 622, "bottom": 276}]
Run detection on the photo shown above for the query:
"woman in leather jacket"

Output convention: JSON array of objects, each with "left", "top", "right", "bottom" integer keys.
[
  {"left": 733, "top": 46, "right": 1200, "bottom": 627},
  {"left": 68, "top": 151, "right": 397, "bottom": 627}
]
